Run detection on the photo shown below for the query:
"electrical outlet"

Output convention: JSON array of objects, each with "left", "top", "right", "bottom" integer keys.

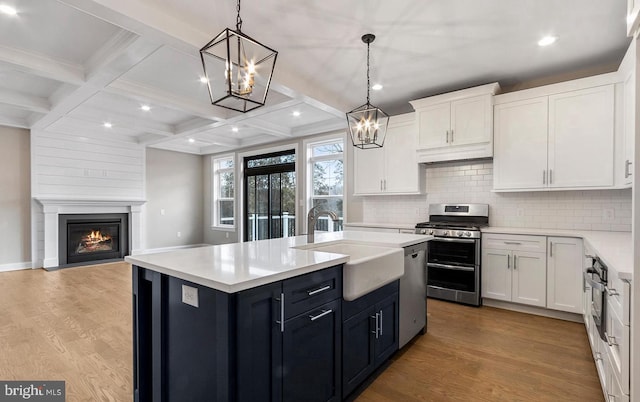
[
  {"left": 603, "top": 208, "right": 615, "bottom": 222},
  {"left": 225, "top": 232, "right": 229, "bottom": 239},
  {"left": 177, "top": 231, "right": 181, "bottom": 238},
  {"left": 181, "top": 285, "right": 199, "bottom": 308}
]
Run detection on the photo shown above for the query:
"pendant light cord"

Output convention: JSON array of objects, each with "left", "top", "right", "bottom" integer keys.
[
  {"left": 366, "top": 40, "right": 370, "bottom": 105},
  {"left": 236, "top": 0, "right": 243, "bottom": 32}
]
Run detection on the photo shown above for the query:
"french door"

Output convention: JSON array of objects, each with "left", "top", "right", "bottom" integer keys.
[{"left": 244, "top": 150, "right": 296, "bottom": 241}]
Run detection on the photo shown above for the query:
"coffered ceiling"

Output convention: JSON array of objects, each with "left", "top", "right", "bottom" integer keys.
[{"left": 0, "top": 0, "right": 631, "bottom": 154}]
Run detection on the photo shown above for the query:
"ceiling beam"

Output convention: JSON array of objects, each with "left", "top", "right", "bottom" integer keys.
[
  {"left": 241, "top": 118, "right": 292, "bottom": 138},
  {"left": 0, "top": 89, "right": 50, "bottom": 114},
  {"left": 0, "top": 45, "right": 85, "bottom": 85},
  {"left": 70, "top": 106, "right": 175, "bottom": 137},
  {"left": 0, "top": 113, "right": 29, "bottom": 129},
  {"left": 292, "top": 118, "right": 346, "bottom": 137},
  {"left": 31, "top": 33, "right": 162, "bottom": 130}
]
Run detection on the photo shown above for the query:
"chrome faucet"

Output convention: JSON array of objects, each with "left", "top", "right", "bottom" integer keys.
[{"left": 307, "top": 206, "right": 339, "bottom": 243}]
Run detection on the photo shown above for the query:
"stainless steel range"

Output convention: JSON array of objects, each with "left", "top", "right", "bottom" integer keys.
[{"left": 415, "top": 204, "right": 489, "bottom": 306}]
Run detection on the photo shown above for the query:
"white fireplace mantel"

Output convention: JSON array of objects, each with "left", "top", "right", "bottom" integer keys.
[{"left": 34, "top": 197, "right": 146, "bottom": 268}]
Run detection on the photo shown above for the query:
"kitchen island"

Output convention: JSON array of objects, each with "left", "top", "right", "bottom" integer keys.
[{"left": 125, "top": 231, "right": 431, "bottom": 402}]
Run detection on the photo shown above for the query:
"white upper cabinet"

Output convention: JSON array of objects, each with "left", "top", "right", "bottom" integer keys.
[
  {"left": 627, "top": 0, "right": 640, "bottom": 36},
  {"left": 493, "top": 78, "right": 616, "bottom": 191},
  {"left": 409, "top": 83, "right": 500, "bottom": 163},
  {"left": 353, "top": 113, "right": 424, "bottom": 195},
  {"left": 619, "top": 38, "right": 635, "bottom": 187},
  {"left": 548, "top": 85, "right": 614, "bottom": 188},
  {"left": 494, "top": 97, "right": 549, "bottom": 190}
]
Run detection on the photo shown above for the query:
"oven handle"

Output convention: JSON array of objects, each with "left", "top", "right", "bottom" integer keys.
[
  {"left": 428, "top": 262, "right": 475, "bottom": 272},
  {"left": 584, "top": 272, "right": 605, "bottom": 291},
  {"left": 430, "top": 237, "right": 477, "bottom": 244}
]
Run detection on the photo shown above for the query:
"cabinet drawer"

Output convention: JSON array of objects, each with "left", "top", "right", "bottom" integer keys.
[
  {"left": 283, "top": 265, "right": 342, "bottom": 319},
  {"left": 607, "top": 269, "right": 631, "bottom": 326},
  {"left": 482, "top": 234, "right": 546, "bottom": 253},
  {"left": 606, "top": 298, "right": 630, "bottom": 395},
  {"left": 606, "top": 344, "right": 630, "bottom": 402}
]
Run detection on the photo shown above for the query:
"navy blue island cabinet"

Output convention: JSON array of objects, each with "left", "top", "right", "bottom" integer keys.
[{"left": 132, "top": 264, "right": 344, "bottom": 402}]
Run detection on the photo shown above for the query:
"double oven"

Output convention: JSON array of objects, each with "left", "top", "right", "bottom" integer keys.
[{"left": 415, "top": 204, "right": 488, "bottom": 306}]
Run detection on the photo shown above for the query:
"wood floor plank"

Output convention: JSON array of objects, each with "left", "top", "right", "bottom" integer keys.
[{"left": 0, "top": 263, "right": 603, "bottom": 401}]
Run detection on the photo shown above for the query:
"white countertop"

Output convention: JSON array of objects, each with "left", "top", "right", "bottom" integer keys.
[
  {"left": 482, "top": 227, "right": 632, "bottom": 281},
  {"left": 125, "top": 231, "right": 432, "bottom": 293},
  {"left": 344, "top": 222, "right": 417, "bottom": 231}
]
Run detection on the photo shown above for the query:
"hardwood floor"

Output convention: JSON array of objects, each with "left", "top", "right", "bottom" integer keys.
[
  {"left": 357, "top": 299, "right": 603, "bottom": 402},
  {"left": 0, "top": 263, "right": 602, "bottom": 401}
]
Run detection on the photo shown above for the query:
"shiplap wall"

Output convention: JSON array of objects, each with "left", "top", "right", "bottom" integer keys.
[
  {"left": 362, "top": 160, "right": 632, "bottom": 232},
  {"left": 32, "top": 129, "right": 144, "bottom": 199}
]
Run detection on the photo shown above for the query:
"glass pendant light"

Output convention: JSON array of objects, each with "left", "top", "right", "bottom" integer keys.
[
  {"left": 346, "top": 34, "right": 389, "bottom": 149},
  {"left": 199, "top": 0, "right": 278, "bottom": 113}
]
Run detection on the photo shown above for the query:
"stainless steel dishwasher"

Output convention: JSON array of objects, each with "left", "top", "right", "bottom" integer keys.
[{"left": 399, "top": 242, "right": 428, "bottom": 348}]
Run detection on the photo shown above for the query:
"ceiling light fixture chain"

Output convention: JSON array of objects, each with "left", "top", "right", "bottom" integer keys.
[
  {"left": 236, "top": 0, "right": 242, "bottom": 32},
  {"left": 199, "top": 0, "right": 278, "bottom": 113},
  {"left": 345, "top": 33, "right": 389, "bottom": 150}
]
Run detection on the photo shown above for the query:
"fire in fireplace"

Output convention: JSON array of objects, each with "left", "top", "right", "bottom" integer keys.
[{"left": 59, "top": 214, "right": 129, "bottom": 267}]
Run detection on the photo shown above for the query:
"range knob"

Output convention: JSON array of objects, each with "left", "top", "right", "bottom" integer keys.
[
  {"left": 419, "top": 229, "right": 427, "bottom": 234},
  {"left": 442, "top": 230, "right": 449, "bottom": 236},
  {"left": 457, "top": 231, "right": 464, "bottom": 237},
  {"left": 428, "top": 229, "right": 434, "bottom": 235},
  {"left": 465, "top": 231, "right": 472, "bottom": 237}
]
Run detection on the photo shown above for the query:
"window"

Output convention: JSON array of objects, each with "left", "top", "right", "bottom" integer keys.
[
  {"left": 307, "top": 138, "right": 344, "bottom": 232},
  {"left": 213, "top": 155, "right": 234, "bottom": 228}
]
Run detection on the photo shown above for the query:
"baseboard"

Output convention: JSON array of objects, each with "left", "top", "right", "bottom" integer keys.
[
  {"left": 0, "top": 261, "right": 33, "bottom": 272},
  {"left": 134, "top": 244, "right": 210, "bottom": 255},
  {"left": 482, "top": 298, "right": 584, "bottom": 323}
]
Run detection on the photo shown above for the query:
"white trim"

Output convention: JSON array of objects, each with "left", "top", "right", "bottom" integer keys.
[
  {"left": 134, "top": 244, "right": 209, "bottom": 255},
  {"left": 212, "top": 153, "right": 236, "bottom": 230},
  {"left": 482, "top": 298, "right": 583, "bottom": 323},
  {"left": 0, "top": 261, "right": 33, "bottom": 272},
  {"left": 237, "top": 143, "right": 300, "bottom": 242}
]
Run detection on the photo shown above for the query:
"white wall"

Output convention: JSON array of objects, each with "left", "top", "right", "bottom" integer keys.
[
  {"left": 145, "top": 148, "right": 204, "bottom": 249},
  {"left": 31, "top": 129, "right": 144, "bottom": 199},
  {"left": 361, "top": 160, "right": 633, "bottom": 231},
  {"left": 0, "top": 126, "right": 31, "bottom": 270}
]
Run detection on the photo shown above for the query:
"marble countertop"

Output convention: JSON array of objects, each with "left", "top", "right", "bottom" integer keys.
[
  {"left": 482, "top": 227, "right": 632, "bottom": 281},
  {"left": 125, "top": 231, "right": 432, "bottom": 293}
]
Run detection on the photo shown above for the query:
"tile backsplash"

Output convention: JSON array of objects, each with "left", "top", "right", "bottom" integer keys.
[{"left": 361, "top": 160, "right": 632, "bottom": 232}]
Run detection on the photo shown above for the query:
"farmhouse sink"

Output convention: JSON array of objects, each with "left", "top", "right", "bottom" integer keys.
[{"left": 294, "top": 241, "right": 404, "bottom": 301}]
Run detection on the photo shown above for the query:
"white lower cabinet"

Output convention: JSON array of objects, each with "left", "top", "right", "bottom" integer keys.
[
  {"left": 546, "top": 237, "right": 583, "bottom": 314},
  {"left": 481, "top": 234, "right": 546, "bottom": 307}
]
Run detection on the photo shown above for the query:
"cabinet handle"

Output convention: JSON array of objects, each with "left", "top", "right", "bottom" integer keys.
[
  {"left": 450, "top": 129, "right": 454, "bottom": 143},
  {"left": 445, "top": 130, "right": 449, "bottom": 143},
  {"left": 275, "top": 292, "right": 285, "bottom": 333},
  {"left": 307, "top": 285, "right": 331, "bottom": 296},
  {"left": 543, "top": 170, "right": 546, "bottom": 185},
  {"left": 380, "top": 180, "right": 383, "bottom": 191},
  {"left": 309, "top": 309, "right": 333, "bottom": 321},
  {"left": 606, "top": 287, "right": 619, "bottom": 297},
  {"left": 504, "top": 241, "right": 521, "bottom": 245},
  {"left": 549, "top": 169, "right": 553, "bottom": 184},
  {"left": 371, "top": 313, "right": 380, "bottom": 339},
  {"left": 594, "top": 351, "right": 603, "bottom": 361},
  {"left": 513, "top": 255, "right": 517, "bottom": 270},
  {"left": 549, "top": 242, "right": 553, "bottom": 257},
  {"left": 379, "top": 310, "right": 383, "bottom": 336},
  {"left": 507, "top": 254, "right": 510, "bottom": 269},
  {"left": 625, "top": 160, "right": 632, "bottom": 179},
  {"left": 607, "top": 334, "right": 619, "bottom": 347},
  {"left": 607, "top": 394, "right": 616, "bottom": 402}
]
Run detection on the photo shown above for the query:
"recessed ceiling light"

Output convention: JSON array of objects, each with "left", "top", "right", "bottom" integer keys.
[
  {"left": 188, "top": 138, "right": 195, "bottom": 143},
  {"left": 0, "top": 5, "right": 17, "bottom": 16},
  {"left": 538, "top": 36, "right": 557, "bottom": 47},
  {"left": 199, "top": 76, "right": 209, "bottom": 84},
  {"left": 140, "top": 104, "right": 151, "bottom": 111},
  {"left": 232, "top": 126, "right": 239, "bottom": 132},
  {"left": 372, "top": 83, "right": 383, "bottom": 91},
  {"left": 103, "top": 122, "right": 112, "bottom": 128},
  {"left": 292, "top": 111, "right": 301, "bottom": 117}
]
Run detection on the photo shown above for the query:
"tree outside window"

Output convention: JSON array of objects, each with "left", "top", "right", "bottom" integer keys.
[
  {"left": 214, "top": 156, "right": 234, "bottom": 227},
  {"left": 308, "top": 139, "right": 344, "bottom": 232}
]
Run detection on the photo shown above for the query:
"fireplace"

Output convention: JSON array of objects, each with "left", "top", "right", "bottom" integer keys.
[{"left": 59, "top": 213, "right": 129, "bottom": 266}]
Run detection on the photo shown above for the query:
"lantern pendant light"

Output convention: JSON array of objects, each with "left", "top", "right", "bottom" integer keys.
[
  {"left": 199, "top": 0, "right": 278, "bottom": 113},
  {"left": 346, "top": 34, "right": 389, "bottom": 149}
]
